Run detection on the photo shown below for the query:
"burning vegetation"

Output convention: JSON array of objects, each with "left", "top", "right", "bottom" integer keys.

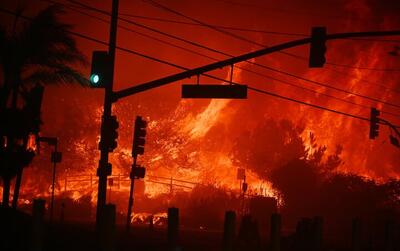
[
  {"left": 14, "top": 92, "right": 400, "bottom": 230},
  {"left": 1, "top": 0, "right": 400, "bottom": 238}
]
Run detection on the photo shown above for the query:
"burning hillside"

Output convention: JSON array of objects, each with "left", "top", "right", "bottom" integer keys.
[{"left": 1, "top": 0, "right": 399, "bottom": 229}]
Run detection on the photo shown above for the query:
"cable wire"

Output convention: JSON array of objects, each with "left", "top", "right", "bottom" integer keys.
[
  {"left": 62, "top": 0, "right": 400, "bottom": 109},
  {"left": 143, "top": 0, "right": 400, "bottom": 72},
  {"left": 1, "top": 6, "right": 397, "bottom": 127},
  {"left": 64, "top": 1, "right": 399, "bottom": 43},
  {"left": 49, "top": 0, "right": 400, "bottom": 119}
]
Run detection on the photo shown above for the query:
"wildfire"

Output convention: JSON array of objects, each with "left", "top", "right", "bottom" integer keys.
[
  {"left": 131, "top": 212, "right": 168, "bottom": 226},
  {"left": 11, "top": 0, "right": 400, "bottom": 224}
]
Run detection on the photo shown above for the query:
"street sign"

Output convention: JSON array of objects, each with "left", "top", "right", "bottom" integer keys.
[
  {"left": 38, "top": 137, "right": 57, "bottom": 146},
  {"left": 182, "top": 84, "right": 247, "bottom": 99}
]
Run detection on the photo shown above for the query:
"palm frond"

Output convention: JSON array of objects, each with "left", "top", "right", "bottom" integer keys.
[
  {"left": 22, "top": 64, "right": 90, "bottom": 87},
  {"left": 0, "top": 4, "right": 88, "bottom": 98},
  {"left": 25, "top": 47, "right": 86, "bottom": 68},
  {"left": 18, "top": 4, "right": 87, "bottom": 67}
]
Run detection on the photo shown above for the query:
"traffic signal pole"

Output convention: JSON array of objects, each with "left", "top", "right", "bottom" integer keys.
[
  {"left": 113, "top": 30, "right": 400, "bottom": 100},
  {"left": 50, "top": 140, "right": 58, "bottom": 223},
  {"left": 96, "top": 0, "right": 119, "bottom": 226},
  {"left": 126, "top": 116, "right": 147, "bottom": 231},
  {"left": 126, "top": 155, "right": 137, "bottom": 232}
]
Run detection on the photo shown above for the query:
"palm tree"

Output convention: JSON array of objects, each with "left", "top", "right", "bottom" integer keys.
[{"left": 0, "top": 5, "right": 88, "bottom": 207}]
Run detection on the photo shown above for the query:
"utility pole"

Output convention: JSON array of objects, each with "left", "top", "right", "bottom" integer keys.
[
  {"left": 126, "top": 116, "right": 147, "bottom": 231},
  {"left": 96, "top": 0, "right": 119, "bottom": 226},
  {"left": 50, "top": 141, "right": 61, "bottom": 222},
  {"left": 37, "top": 136, "right": 60, "bottom": 223},
  {"left": 126, "top": 154, "right": 137, "bottom": 231},
  {"left": 241, "top": 175, "right": 247, "bottom": 216}
]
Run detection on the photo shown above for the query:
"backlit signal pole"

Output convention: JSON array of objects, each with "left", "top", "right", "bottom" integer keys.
[
  {"left": 37, "top": 136, "right": 61, "bottom": 223},
  {"left": 126, "top": 116, "right": 147, "bottom": 231},
  {"left": 370, "top": 107, "right": 400, "bottom": 148},
  {"left": 95, "top": 0, "right": 119, "bottom": 227}
]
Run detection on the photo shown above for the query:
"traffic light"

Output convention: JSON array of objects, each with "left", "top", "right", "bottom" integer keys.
[
  {"left": 309, "top": 27, "right": 327, "bottom": 68},
  {"left": 97, "top": 162, "right": 112, "bottom": 176},
  {"left": 130, "top": 165, "right": 146, "bottom": 179},
  {"left": 390, "top": 135, "right": 399, "bottom": 147},
  {"left": 100, "top": 115, "right": 119, "bottom": 152},
  {"left": 90, "top": 51, "right": 112, "bottom": 88},
  {"left": 369, "top": 108, "right": 380, "bottom": 139},
  {"left": 132, "top": 116, "right": 147, "bottom": 156}
]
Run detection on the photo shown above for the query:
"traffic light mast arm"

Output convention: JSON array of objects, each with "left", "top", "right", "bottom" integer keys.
[
  {"left": 113, "top": 30, "right": 400, "bottom": 100},
  {"left": 379, "top": 119, "right": 400, "bottom": 139}
]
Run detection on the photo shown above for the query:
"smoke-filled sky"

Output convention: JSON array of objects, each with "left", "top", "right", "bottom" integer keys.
[{"left": 1, "top": 0, "right": 400, "bottom": 193}]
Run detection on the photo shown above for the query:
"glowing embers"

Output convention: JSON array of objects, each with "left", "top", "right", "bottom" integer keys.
[{"left": 131, "top": 212, "right": 168, "bottom": 226}]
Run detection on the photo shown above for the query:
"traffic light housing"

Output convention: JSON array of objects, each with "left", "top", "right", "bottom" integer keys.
[
  {"left": 100, "top": 115, "right": 119, "bottom": 152},
  {"left": 369, "top": 108, "right": 380, "bottom": 139},
  {"left": 390, "top": 135, "right": 399, "bottom": 147},
  {"left": 90, "top": 51, "right": 112, "bottom": 88},
  {"left": 309, "top": 27, "right": 327, "bottom": 68},
  {"left": 132, "top": 116, "right": 147, "bottom": 156},
  {"left": 97, "top": 162, "right": 112, "bottom": 177},
  {"left": 130, "top": 165, "right": 146, "bottom": 179}
]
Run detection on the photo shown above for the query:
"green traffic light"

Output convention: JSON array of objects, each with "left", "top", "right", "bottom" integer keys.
[{"left": 90, "top": 74, "right": 100, "bottom": 85}]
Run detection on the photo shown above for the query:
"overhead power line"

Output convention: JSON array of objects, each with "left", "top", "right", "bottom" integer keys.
[
  {"left": 61, "top": 0, "right": 400, "bottom": 110},
  {"left": 67, "top": 0, "right": 400, "bottom": 88},
  {"left": 213, "top": 0, "right": 358, "bottom": 21},
  {"left": 2, "top": 7, "right": 400, "bottom": 127},
  {"left": 143, "top": 0, "right": 400, "bottom": 72},
  {"left": 213, "top": 0, "right": 400, "bottom": 44},
  {"left": 118, "top": 13, "right": 308, "bottom": 37},
  {"left": 43, "top": 0, "right": 220, "bottom": 61},
  {"left": 121, "top": 13, "right": 400, "bottom": 43},
  {"left": 119, "top": 13, "right": 400, "bottom": 43},
  {"left": 44, "top": 0, "right": 400, "bottom": 119}
]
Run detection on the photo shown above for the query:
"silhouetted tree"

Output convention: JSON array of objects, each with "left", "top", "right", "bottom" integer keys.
[
  {"left": 0, "top": 5, "right": 88, "bottom": 207},
  {"left": 231, "top": 119, "right": 307, "bottom": 179},
  {"left": 231, "top": 119, "right": 342, "bottom": 179},
  {"left": 270, "top": 159, "right": 320, "bottom": 222}
]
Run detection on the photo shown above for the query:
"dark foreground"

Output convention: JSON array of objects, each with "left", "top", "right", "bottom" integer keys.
[{"left": 1, "top": 206, "right": 399, "bottom": 251}]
